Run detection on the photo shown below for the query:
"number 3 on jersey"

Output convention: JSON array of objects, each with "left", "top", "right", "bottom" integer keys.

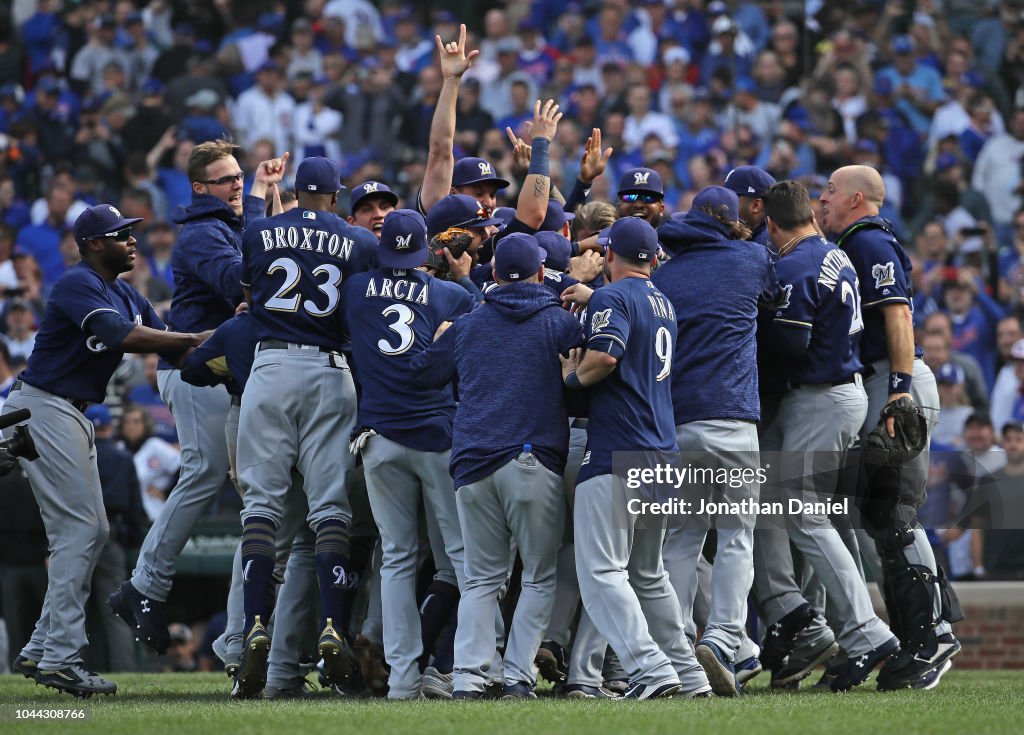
[
  {"left": 265, "top": 256, "right": 343, "bottom": 317},
  {"left": 378, "top": 304, "right": 415, "bottom": 355}
]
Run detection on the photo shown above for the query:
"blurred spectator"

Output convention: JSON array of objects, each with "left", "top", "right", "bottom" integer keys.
[
  {"left": 164, "top": 623, "right": 198, "bottom": 672},
  {"left": 2, "top": 299, "right": 36, "bottom": 361},
  {"left": 144, "top": 221, "right": 175, "bottom": 290},
  {"left": 0, "top": 464, "right": 47, "bottom": 670},
  {"left": 234, "top": 62, "right": 294, "bottom": 156},
  {"left": 966, "top": 422, "right": 1024, "bottom": 580},
  {"left": 623, "top": 85, "right": 677, "bottom": 153},
  {"left": 0, "top": 341, "right": 15, "bottom": 407},
  {"left": 876, "top": 35, "right": 944, "bottom": 138},
  {"left": 127, "top": 353, "right": 178, "bottom": 446},
  {"left": 70, "top": 14, "right": 131, "bottom": 96},
  {"left": 481, "top": 41, "right": 538, "bottom": 122},
  {"left": 323, "top": 0, "right": 385, "bottom": 49},
  {"left": 702, "top": 16, "right": 753, "bottom": 87},
  {"left": 972, "top": 107, "right": 1024, "bottom": 247},
  {"left": 454, "top": 78, "right": 495, "bottom": 157},
  {"left": 992, "top": 333, "right": 1024, "bottom": 433},
  {"left": 943, "top": 267, "right": 1006, "bottom": 388},
  {"left": 935, "top": 362, "right": 973, "bottom": 447},
  {"left": 120, "top": 403, "right": 181, "bottom": 523},
  {"left": 286, "top": 19, "right": 324, "bottom": 80},
  {"left": 922, "top": 311, "right": 989, "bottom": 412},
  {"left": 329, "top": 61, "right": 405, "bottom": 168},
  {"left": 293, "top": 75, "right": 342, "bottom": 162},
  {"left": 84, "top": 404, "right": 144, "bottom": 673}
]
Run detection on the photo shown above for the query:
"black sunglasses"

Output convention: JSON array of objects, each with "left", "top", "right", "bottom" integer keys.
[
  {"left": 200, "top": 171, "right": 245, "bottom": 186},
  {"left": 620, "top": 192, "right": 662, "bottom": 204},
  {"left": 102, "top": 227, "right": 134, "bottom": 241}
]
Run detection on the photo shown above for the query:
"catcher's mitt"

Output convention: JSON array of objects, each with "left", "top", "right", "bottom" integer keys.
[
  {"left": 865, "top": 396, "right": 928, "bottom": 465},
  {"left": 427, "top": 227, "right": 474, "bottom": 280}
]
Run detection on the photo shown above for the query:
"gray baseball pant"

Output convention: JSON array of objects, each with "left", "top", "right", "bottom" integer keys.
[
  {"left": 362, "top": 435, "right": 465, "bottom": 698},
  {"left": 663, "top": 419, "right": 759, "bottom": 662},
  {"left": 132, "top": 370, "right": 231, "bottom": 600},
  {"left": 454, "top": 458, "right": 564, "bottom": 692},
  {"left": 3, "top": 384, "right": 108, "bottom": 670},
  {"left": 575, "top": 473, "right": 707, "bottom": 691},
  {"left": 754, "top": 381, "right": 892, "bottom": 656},
  {"left": 238, "top": 346, "right": 356, "bottom": 528}
]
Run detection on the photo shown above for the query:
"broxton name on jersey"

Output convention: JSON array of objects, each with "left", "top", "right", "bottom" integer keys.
[{"left": 241, "top": 208, "right": 376, "bottom": 350}]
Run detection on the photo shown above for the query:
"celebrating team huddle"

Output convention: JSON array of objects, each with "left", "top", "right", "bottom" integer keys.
[{"left": 1, "top": 23, "right": 962, "bottom": 702}]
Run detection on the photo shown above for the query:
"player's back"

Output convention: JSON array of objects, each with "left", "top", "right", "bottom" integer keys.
[
  {"left": 342, "top": 267, "right": 474, "bottom": 450},
  {"left": 580, "top": 277, "right": 678, "bottom": 484},
  {"left": 241, "top": 208, "right": 375, "bottom": 351},
  {"left": 775, "top": 236, "right": 864, "bottom": 385}
]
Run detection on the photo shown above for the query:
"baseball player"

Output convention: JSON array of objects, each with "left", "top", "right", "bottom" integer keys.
[
  {"left": 341, "top": 209, "right": 475, "bottom": 699},
  {"left": 723, "top": 165, "right": 776, "bottom": 247},
  {"left": 560, "top": 216, "right": 711, "bottom": 700},
  {"left": 615, "top": 167, "right": 665, "bottom": 227},
  {"left": 419, "top": 24, "right": 509, "bottom": 215},
  {"left": 821, "top": 165, "right": 962, "bottom": 689},
  {"left": 754, "top": 180, "right": 898, "bottom": 691},
  {"left": 347, "top": 181, "right": 399, "bottom": 239},
  {"left": 109, "top": 141, "right": 284, "bottom": 654},
  {"left": 411, "top": 233, "right": 583, "bottom": 699},
  {"left": 231, "top": 156, "right": 376, "bottom": 698},
  {"left": 4, "top": 204, "right": 207, "bottom": 696},
  {"left": 652, "top": 186, "right": 777, "bottom": 696}
]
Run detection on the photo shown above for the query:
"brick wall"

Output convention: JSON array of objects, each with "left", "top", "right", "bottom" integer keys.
[{"left": 868, "top": 582, "right": 1024, "bottom": 669}]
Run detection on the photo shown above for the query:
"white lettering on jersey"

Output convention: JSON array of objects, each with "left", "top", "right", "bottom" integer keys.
[
  {"left": 364, "top": 276, "right": 428, "bottom": 304},
  {"left": 817, "top": 248, "right": 855, "bottom": 292},
  {"left": 591, "top": 308, "right": 612, "bottom": 332},
  {"left": 872, "top": 261, "right": 896, "bottom": 289},
  {"left": 264, "top": 226, "right": 354, "bottom": 261}
]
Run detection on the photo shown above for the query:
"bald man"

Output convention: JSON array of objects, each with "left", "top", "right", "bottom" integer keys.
[{"left": 819, "top": 166, "right": 962, "bottom": 691}]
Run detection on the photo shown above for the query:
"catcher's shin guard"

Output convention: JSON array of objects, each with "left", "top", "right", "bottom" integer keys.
[{"left": 874, "top": 526, "right": 940, "bottom": 653}]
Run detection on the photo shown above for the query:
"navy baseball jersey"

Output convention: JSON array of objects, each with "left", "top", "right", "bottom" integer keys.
[
  {"left": 478, "top": 265, "right": 580, "bottom": 299},
  {"left": 773, "top": 235, "right": 864, "bottom": 385},
  {"left": 578, "top": 277, "right": 678, "bottom": 485},
  {"left": 341, "top": 267, "right": 475, "bottom": 452},
  {"left": 241, "top": 208, "right": 377, "bottom": 350},
  {"left": 179, "top": 311, "right": 259, "bottom": 395},
  {"left": 836, "top": 216, "right": 922, "bottom": 365},
  {"left": 21, "top": 263, "right": 166, "bottom": 403}
]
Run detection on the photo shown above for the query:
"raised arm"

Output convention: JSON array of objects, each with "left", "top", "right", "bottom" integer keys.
[{"left": 420, "top": 23, "right": 479, "bottom": 213}]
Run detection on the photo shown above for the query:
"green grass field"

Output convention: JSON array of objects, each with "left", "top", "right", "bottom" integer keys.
[{"left": 1, "top": 671, "right": 1021, "bottom": 735}]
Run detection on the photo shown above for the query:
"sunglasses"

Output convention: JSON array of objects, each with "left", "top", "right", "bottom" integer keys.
[
  {"left": 102, "top": 227, "right": 134, "bottom": 241},
  {"left": 620, "top": 192, "right": 662, "bottom": 204},
  {"left": 200, "top": 171, "right": 245, "bottom": 186}
]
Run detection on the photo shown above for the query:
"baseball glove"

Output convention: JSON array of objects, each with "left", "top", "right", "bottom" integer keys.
[
  {"left": 426, "top": 228, "right": 474, "bottom": 280},
  {"left": 865, "top": 396, "right": 928, "bottom": 465}
]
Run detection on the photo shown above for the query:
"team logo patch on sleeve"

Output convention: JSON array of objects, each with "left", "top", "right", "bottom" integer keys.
[
  {"left": 591, "top": 308, "right": 612, "bottom": 332},
  {"left": 775, "top": 284, "right": 793, "bottom": 313},
  {"left": 872, "top": 262, "right": 896, "bottom": 289}
]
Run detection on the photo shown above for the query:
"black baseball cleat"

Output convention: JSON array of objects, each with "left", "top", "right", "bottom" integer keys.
[
  {"left": 231, "top": 617, "right": 270, "bottom": 700},
  {"left": 563, "top": 683, "right": 621, "bottom": 699},
  {"left": 35, "top": 664, "right": 117, "bottom": 698},
  {"left": 771, "top": 640, "right": 840, "bottom": 688},
  {"left": 318, "top": 618, "right": 361, "bottom": 691},
  {"left": 760, "top": 603, "right": 816, "bottom": 671},
  {"left": 621, "top": 680, "right": 682, "bottom": 700},
  {"left": 108, "top": 580, "right": 170, "bottom": 655},
  {"left": 535, "top": 639, "right": 569, "bottom": 684},
  {"left": 12, "top": 655, "right": 38, "bottom": 679},
  {"left": 876, "top": 633, "right": 961, "bottom": 691},
  {"left": 830, "top": 637, "right": 900, "bottom": 692},
  {"left": 452, "top": 689, "right": 482, "bottom": 700},
  {"left": 501, "top": 681, "right": 537, "bottom": 700}
]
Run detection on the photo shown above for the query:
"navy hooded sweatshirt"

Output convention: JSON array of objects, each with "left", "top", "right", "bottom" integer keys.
[
  {"left": 411, "top": 281, "right": 584, "bottom": 489},
  {"left": 653, "top": 210, "right": 780, "bottom": 425}
]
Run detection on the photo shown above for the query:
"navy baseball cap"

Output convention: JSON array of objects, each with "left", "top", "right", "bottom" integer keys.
[
  {"left": 540, "top": 200, "right": 576, "bottom": 232},
  {"left": 693, "top": 186, "right": 740, "bottom": 221},
  {"left": 494, "top": 233, "right": 543, "bottom": 282},
  {"left": 535, "top": 231, "right": 572, "bottom": 272},
  {"left": 295, "top": 157, "right": 343, "bottom": 194},
  {"left": 596, "top": 226, "right": 611, "bottom": 247},
  {"left": 606, "top": 217, "right": 658, "bottom": 262},
  {"left": 618, "top": 167, "right": 664, "bottom": 197},
  {"left": 723, "top": 166, "right": 777, "bottom": 198},
  {"left": 350, "top": 180, "right": 398, "bottom": 212},
  {"left": 73, "top": 204, "right": 143, "bottom": 246},
  {"left": 452, "top": 157, "right": 510, "bottom": 189},
  {"left": 426, "top": 194, "right": 503, "bottom": 237},
  {"left": 493, "top": 206, "right": 516, "bottom": 229},
  {"left": 85, "top": 404, "right": 112, "bottom": 427},
  {"left": 937, "top": 362, "right": 965, "bottom": 385},
  {"left": 378, "top": 209, "right": 428, "bottom": 269}
]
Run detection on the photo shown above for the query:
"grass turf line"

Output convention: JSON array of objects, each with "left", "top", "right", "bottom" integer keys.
[{"left": 0, "top": 671, "right": 1021, "bottom": 735}]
